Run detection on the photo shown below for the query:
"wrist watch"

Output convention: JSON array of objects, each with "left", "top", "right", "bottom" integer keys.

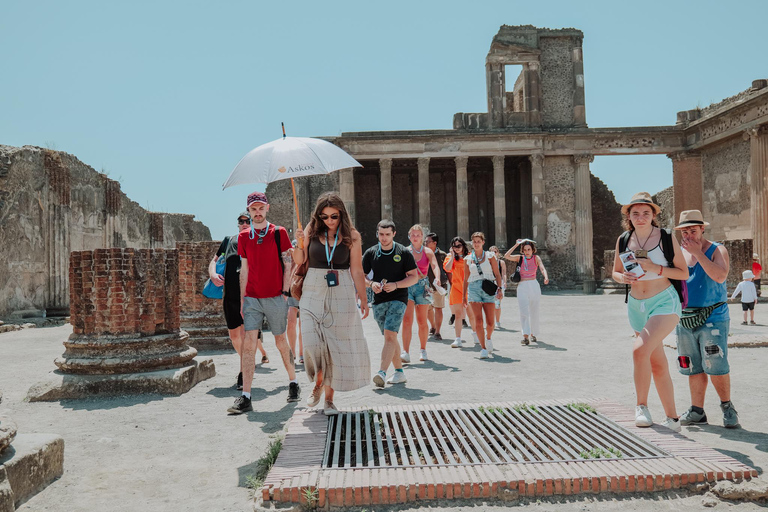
[{"left": 282, "top": 291, "right": 291, "bottom": 297}]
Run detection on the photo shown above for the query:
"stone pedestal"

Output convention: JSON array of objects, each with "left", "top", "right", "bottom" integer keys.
[
  {"left": 177, "top": 242, "right": 230, "bottom": 351},
  {"left": 27, "top": 248, "right": 214, "bottom": 401}
]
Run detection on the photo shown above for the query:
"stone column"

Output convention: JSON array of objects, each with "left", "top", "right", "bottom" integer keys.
[
  {"left": 529, "top": 154, "right": 547, "bottom": 243},
  {"left": 417, "top": 157, "right": 430, "bottom": 228},
  {"left": 339, "top": 168, "right": 355, "bottom": 224},
  {"left": 668, "top": 151, "right": 702, "bottom": 225},
  {"left": 486, "top": 63, "right": 505, "bottom": 129},
  {"left": 492, "top": 155, "right": 507, "bottom": 248},
  {"left": 524, "top": 61, "right": 542, "bottom": 127},
  {"left": 455, "top": 156, "right": 469, "bottom": 239},
  {"left": 103, "top": 177, "right": 121, "bottom": 249},
  {"left": 44, "top": 150, "right": 71, "bottom": 314},
  {"left": 573, "top": 154, "right": 595, "bottom": 281},
  {"left": 380, "top": 158, "right": 393, "bottom": 220},
  {"left": 572, "top": 44, "right": 587, "bottom": 127},
  {"left": 747, "top": 126, "right": 768, "bottom": 268}
]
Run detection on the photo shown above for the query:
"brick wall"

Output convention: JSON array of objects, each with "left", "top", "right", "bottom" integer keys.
[
  {"left": 69, "top": 248, "right": 180, "bottom": 335},
  {"left": 178, "top": 241, "right": 222, "bottom": 316}
]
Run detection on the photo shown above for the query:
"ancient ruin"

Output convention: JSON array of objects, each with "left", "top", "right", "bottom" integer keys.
[
  {"left": 26, "top": 248, "right": 215, "bottom": 401},
  {"left": 0, "top": 145, "right": 211, "bottom": 319},
  {"left": 0, "top": 391, "right": 63, "bottom": 511},
  {"left": 268, "top": 25, "right": 768, "bottom": 289}
]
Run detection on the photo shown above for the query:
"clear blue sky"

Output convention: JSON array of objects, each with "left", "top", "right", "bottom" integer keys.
[{"left": 2, "top": 1, "right": 765, "bottom": 240}]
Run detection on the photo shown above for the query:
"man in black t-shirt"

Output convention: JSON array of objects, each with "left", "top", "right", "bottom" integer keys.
[
  {"left": 208, "top": 212, "right": 267, "bottom": 390},
  {"left": 362, "top": 219, "right": 419, "bottom": 388}
]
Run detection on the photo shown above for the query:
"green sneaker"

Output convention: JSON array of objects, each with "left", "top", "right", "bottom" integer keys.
[
  {"left": 720, "top": 402, "right": 740, "bottom": 429},
  {"left": 679, "top": 407, "right": 708, "bottom": 426}
]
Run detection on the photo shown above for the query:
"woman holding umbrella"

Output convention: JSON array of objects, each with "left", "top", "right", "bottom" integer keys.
[{"left": 293, "top": 192, "right": 371, "bottom": 415}]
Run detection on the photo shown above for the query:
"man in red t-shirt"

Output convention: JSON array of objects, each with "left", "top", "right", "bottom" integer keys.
[
  {"left": 754, "top": 253, "right": 762, "bottom": 297},
  {"left": 227, "top": 191, "right": 299, "bottom": 414}
]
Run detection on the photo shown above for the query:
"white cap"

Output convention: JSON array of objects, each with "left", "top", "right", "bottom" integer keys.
[{"left": 743, "top": 270, "right": 755, "bottom": 280}]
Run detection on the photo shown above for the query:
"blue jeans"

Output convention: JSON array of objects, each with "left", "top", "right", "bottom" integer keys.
[{"left": 676, "top": 320, "right": 730, "bottom": 376}]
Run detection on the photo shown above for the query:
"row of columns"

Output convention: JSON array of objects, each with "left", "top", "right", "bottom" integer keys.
[{"left": 338, "top": 154, "right": 596, "bottom": 281}]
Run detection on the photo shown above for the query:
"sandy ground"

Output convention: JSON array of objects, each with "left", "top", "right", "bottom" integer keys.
[{"left": 1, "top": 293, "right": 766, "bottom": 511}]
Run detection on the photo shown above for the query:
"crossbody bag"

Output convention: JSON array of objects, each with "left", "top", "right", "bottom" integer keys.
[{"left": 473, "top": 252, "right": 499, "bottom": 296}]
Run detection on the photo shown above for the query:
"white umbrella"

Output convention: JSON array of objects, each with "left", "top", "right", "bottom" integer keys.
[{"left": 223, "top": 125, "right": 362, "bottom": 247}]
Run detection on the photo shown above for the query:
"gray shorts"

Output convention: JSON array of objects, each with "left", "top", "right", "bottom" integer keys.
[{"left": 243, "top": 295, "right": 288, "bottom": 335}]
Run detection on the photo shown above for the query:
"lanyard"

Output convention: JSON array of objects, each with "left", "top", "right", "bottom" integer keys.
[
  {"left": 325, "top": 230, "right": 339, "bottom": 268},
  {"left": 249, "top": 221, "right": 271, "bottom": 242},
  {"left": 377, "top": 242, "right": 394, "bottom": 257}
]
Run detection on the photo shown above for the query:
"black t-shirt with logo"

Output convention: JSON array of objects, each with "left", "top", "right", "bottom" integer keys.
[{"left": 362, "top": 242, "right": 417, "bottom": 305}]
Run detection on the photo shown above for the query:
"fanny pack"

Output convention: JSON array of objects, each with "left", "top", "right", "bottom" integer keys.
[{"left": 679, "top": 301, "right": 726, "bottom": 330}]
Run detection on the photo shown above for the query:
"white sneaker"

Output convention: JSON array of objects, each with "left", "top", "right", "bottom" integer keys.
[
  {"left": 400, "top": 351, "right": 411, "bottom": 364},
  {"left": 451, "top": 338, "right": 463, "bottom": 348},
  {"left": 635, "top": 405, "right": 653, "bottom": 427},
  {"left": 479, "top": 349, "right": 489, "bottom": 359},
  {"left": 495, "top": 322, "right": 501, "bottom": 329},
  {"left": 473, "top": 333, "right": 480, "bottom": 345},
  {"left": 486, "top": 339, "right": 494, "bottom": 352},
  {"left": 386, "top": 371, "right": 407, "bottom": 384},
  {"left": 419, "top": 349, "right": 428, "bottom": 361},
  {"left": 660, "top": 417, "right": 681, "bottom": 433},
  {"left": 373, "top": 373, "right": 385, "bottom": 388}
]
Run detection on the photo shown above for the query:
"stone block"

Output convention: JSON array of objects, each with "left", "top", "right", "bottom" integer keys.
[
  {"left": 0, "top": 419, "right": 16, "bottom": 455},
  {"left": 7, "top": 310, "right": 44, "bottom": 320},
  {"left": 26, "top": 357, "right": 215, "bottom": 402},
  {"left": 0, "top": 434, "right": 64, "bottom": 510}
]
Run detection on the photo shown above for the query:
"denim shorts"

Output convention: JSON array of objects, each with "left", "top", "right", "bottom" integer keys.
[
  {"left": 407, "top": 277, "right": 432, "bottom": 306},
  {"left": 467, "top": 280, "right": 495, "bottom": 304},
  {"left": 372, "top": 300, "right": 408, "bottom": 334},
  {"left": 243, "top": 295, "right": 288, "bottom": 335},
  {"left": 676, "top": 320, "right": 730, "bottom": 376},
  {"left": 627, "top": 285, "right": 681, "bottom": 333}
]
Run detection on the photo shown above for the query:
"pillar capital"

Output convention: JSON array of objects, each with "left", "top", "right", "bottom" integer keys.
[
  {"left": 743, "top": 125, "right": 768, "bottom": 140},
  {"left": 379, "top": 157, "right": 392, "bottom": 170},
  {"left": 572, "top": 153, "right": 594, "bottom": 165},
  {"left": 454, "top": 155, "right": 469, "bottom": 168},
  {"left": 529, "top": 153, "right": 544, "bottom": 167},
  {"left": 417, "top": 157, "right": 430, "bottom": 170},
  {"left": 526, "top": 60, "right": 540, "bottom": 71},
  {"left": 491, "top": 155, "right": 505, "bottom": 168}
]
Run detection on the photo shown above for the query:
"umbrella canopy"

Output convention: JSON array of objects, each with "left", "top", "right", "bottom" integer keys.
[{"left": 222, "top": 136, "right": 361, "bottom": 189}]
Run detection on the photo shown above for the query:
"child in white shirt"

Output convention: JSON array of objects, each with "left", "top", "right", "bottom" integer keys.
[{"left": 731, "top": 270, "right": 758, "bottom": 325}]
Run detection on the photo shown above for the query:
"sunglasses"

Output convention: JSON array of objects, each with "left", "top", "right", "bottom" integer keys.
[
  {"left": 238, "top": 218, "right": 250, "bottom": 224},
  {"left": 319, "top": 214, "right": 340, "bottom": 220},
  {"left": 452, "top": 244, "right": 463, "bottom": 249}
]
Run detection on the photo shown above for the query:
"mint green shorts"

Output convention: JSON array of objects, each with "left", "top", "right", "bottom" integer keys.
[{"left": 627, "top": 285, "right": 681, "bottom": 333}]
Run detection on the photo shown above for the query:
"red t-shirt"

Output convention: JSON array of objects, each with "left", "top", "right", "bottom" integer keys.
[
  {"left": 754, "top": 261, "right": 762, "bottom": 278},
  {"left": 237, "top": 223, "right": 292, "bottom": 298}
]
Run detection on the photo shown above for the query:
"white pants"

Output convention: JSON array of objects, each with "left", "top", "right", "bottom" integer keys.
[{"left": 517, "top": 280, "right": 541, "bottom": 336}]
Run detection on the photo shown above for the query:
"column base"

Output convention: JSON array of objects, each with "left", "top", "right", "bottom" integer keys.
[
  {"left": 26, "top": 357, "right": 215, "bottom": 402},
  {"left": 0, "top": 434, "right": 64, "bottom": 511}
]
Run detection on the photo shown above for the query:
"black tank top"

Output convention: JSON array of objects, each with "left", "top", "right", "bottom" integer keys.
[{"left": 307, "top": 236, "right": 351, "bottom": 269}]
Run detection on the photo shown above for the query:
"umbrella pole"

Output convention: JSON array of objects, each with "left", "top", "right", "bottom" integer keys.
[{"left": 290, "top": 177, "right": 304, "bottom": 248}]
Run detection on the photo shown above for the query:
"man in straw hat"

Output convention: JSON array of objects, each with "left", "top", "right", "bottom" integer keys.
[{"left": 675, "top": 210, "right": 740, "bottom": 428}]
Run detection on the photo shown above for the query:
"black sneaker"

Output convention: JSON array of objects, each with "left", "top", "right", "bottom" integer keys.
[
  {"left": 227, "top": 396, "right": 252, "bottom": 414},
  {"left": 449, "top": 314, "right": 455, "bottom": 326},
  {"left": 235, "top": 372, "right": 243, "bottom": 391},
  {"left": 462, "top": 319, "right": 469, "bottom": 328},
  {"left": 287, "top": 382, "right": 301, "bottom": 402}
]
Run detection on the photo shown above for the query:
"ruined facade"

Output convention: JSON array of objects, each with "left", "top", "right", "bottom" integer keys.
[
  {"left": 267, "top": 25, "right": 768, "bottom": 286},
  {"left": 0, "top": 145, "right": 211, "bottom": 318}
]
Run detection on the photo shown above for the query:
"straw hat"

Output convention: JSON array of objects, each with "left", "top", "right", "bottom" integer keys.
[
  {"left": 743, "top": 270, "right": 755, "bottom": 280},
  {"left": 674, "top": 210, "right": 710, "bottom": 229},
  {"left": 621, "top": 192, "right": 661, "bottom": 215}
]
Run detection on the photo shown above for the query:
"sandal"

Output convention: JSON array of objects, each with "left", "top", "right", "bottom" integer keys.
[
  {"left": 531, "top": 335, "right": 537, "bottom": 343},
  {"left": 521, "top": 338, "right": 529, "bottom": 346},
  {"left": 261, "top": 355, "right": 269, "bottom": 364}
]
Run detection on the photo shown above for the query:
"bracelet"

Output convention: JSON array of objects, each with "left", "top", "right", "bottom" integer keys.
[
  {"left": 395, "top": 282, "right": 398, "bottom": 289},
  {"left": 657, "top": 265, "right": 664, "bottom": 276}
]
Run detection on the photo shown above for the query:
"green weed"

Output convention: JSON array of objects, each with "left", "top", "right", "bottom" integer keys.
[{"left": 566, "top": 402, "right": 596, "bottom": 413}]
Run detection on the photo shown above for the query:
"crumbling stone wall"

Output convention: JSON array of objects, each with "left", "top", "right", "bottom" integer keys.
[
  {"left": 544, "top": 156, "right": 577, "bottom": 284},
  {"left": 591, "top": 174, "right": 622, "bottom": 280},
  {"left": 540, "top": 37, "right": 575, "bottom": 128},
  {"left": 653, "top": 186, "right": 675, "bottom": 230},
  {"left": 265, "top": 173, "right": 340, "bottom": 238},
  {"left": 720, "top": 239, "right": 753, "bottom": 292},
  {"left": 701, "top": 138, "right": 751, "bottom": 241},
  {"left": 0, "top": 145, "right": 211, "bottom": 318}
]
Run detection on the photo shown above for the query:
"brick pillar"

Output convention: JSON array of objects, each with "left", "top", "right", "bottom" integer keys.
[
  {"left": 60, "top": 248, "right": 196, "bottom": 374},
  {"left": 380, "top": 158, "right": 393, "bottom": 220},
  {"left": 492, "top": 155, "right": 507, "bottom": 249},
  {"left": 572, "top": 44, "right": 587, "bottom": 127},
  {"left": 177, "top": 242, "right": 231, "bottom": 350},
  {"left": 573, "top": 154, "right": 595, "bottom": 281},
  {"left": 339, "top": 168, "right": 355, "bottom": 224},
  {"left": 418, "top": 157, "right": 430, "bottom": 229},
  {"left": 455, "top": 156, "right": 469, "bottom": 239},
  {"left": 668, "top": 152, "right": 703, "bottom": 226},
  {"left": 747, "top": 126, "right": 768, "bottom": 267},
  {"left": 529, "top": 154, "right": 547, "bottom": 244}
]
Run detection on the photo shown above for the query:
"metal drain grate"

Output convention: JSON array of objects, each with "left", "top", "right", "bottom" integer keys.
[{"left": 322, "top": 404, "right": 669, "bottom": 468}]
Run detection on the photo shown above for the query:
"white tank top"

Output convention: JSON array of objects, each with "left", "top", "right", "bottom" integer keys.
[
  {"left": 638, "top": 244, "right": 668, "bottom": 281},
  {"left": 467, "top": 251, "right": 494, "bottom": 282}
]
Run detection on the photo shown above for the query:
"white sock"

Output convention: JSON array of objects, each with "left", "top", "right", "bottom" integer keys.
[
  {"left": 290, "top": 379, "right": 298, "bottom": 384},
  {"left": 242, "top": 392, "right": 251, "bottom": 399},
  {"left": 473, "top": 332, "right": 480, "bottom": 343}
]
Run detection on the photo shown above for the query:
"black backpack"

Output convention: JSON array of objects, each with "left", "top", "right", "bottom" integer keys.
[{"left": 618, "top": 228, "right": 688, "bottom": 307}]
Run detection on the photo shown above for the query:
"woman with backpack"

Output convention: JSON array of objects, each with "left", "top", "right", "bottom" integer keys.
[
  {"left": 504, "top": 239, "right": 549, "bottom": 345},
  {"left": 611, "top": 192, "right": 688, "bottom": 432}
]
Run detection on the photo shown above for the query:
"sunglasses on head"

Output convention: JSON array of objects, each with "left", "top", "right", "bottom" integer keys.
[
  {"left": 319, "top": 214, "right": 340, "bottom": 220},
  {"left": 238, "top": 218, "right": 250, "bottom": 224}
]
